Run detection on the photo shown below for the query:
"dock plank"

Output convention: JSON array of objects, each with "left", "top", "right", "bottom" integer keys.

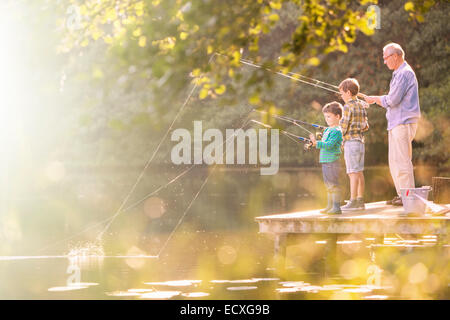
[{"left": 255, "top": 201, "right": 450, "bottom": 235}]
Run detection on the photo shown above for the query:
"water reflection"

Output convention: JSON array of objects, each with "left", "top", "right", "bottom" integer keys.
[{"left": 1, "top": 167, "right": 449, "bottom": 299}]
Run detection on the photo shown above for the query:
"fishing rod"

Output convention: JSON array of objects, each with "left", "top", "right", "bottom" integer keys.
[
  {"left": 250, "top": 120, "right": 313, "bottom": 151},
  {"left": 217, "top": 54, "right": 371, "bottom": 105},
  {"left": 254, "top": 109, "right": 325, "bottom": 130},
  {"left": 253, "top": 109, "right": 324, "bottom": 140},
  {"left": 237, "top": 57, "right": 340, "bottom": 94},
  {"left": 276, "top": 115, "right": 326, "bottom": 130}
]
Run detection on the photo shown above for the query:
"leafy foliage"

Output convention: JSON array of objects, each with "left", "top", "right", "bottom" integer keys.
[{"left": 51, "top": 0, "right": 449, "bottom": 168}]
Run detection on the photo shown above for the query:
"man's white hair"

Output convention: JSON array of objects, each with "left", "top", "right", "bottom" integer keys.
[{"left": 383, "top": 43, "right": 405, "bottom": 59}]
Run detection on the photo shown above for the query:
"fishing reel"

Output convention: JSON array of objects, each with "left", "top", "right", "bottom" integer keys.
[
  {"left": 304, "top": 141, "right": 313, "bottom": 151},
  {"left": 303, "top": 132, "right": 322, "bottom": 151},
  {"left": 315, "top": 131, "right": 323, "bottom": 140}
]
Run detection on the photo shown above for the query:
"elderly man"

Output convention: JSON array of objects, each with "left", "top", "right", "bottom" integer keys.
[{"left": 364, "top": 43, "right": 420, "bottom": 206}]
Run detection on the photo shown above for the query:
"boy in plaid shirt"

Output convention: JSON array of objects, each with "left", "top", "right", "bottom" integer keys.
[
  {"left": 338, "top": 78, "right": 369, "bottom": 211},
  {"left": 309, "top": 102, "right": 344, "bottom": 214}
]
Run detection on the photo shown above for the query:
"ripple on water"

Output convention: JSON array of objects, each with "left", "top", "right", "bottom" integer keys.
[
  {"left": 139, "top": 291, "right": 181, "bottom": 299},
  {"left": 144, "top": 280, "right": 202, "bottom": 287},
  {"left": 105, "top": 291, "right": 141, "bottom": 297},
  {"left": 48, "top": 282, "right": 98, "bottom": 292},
  {"left": 226, "top": 286, "right": 258, "bottom": 291},
  {"left": 251, "top": 277, "right": 280, "bottom": 282},
  {"left": 48, "top": 286, "right": 88, "bottom": 292},
  {"left": 181, "top": 292, "right": 210, "bottom": 298},
  {"left": 210, "top": 279, "right": 258, "bottom": 284},
  {"left": 364, "top": 295, "right": 389, "bottom": 300},
  {"left": 127, "top": 289, "right": 155, "bottom": 293},
  {"left": 279, "top": 281, "right": 307, "bottom": 287}
]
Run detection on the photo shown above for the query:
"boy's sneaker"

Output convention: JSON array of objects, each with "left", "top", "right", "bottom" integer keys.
[
  {"left": 320, "top": 208, "right": 330, "bottom": 213},
  {"left": 341, "top": 199, "right": 363, "bottom": 211},
  {"left": 327, "top": 208, "right": 342, "bottom": 215},
  {"left": 356, "top": 198, "right": 365, "bottom": 210}
]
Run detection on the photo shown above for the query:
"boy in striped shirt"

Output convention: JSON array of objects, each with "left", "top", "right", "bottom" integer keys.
[{"left": 309, "top": 102, "right": 344, "bottom": 214}]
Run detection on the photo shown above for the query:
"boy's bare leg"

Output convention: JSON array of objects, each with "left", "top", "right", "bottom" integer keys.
[
  {"left": 357, "top": 172, "right": 365, "bottom": 199},
  {"left": 348, "top": 173, "right": 359, "bottom": 200}
]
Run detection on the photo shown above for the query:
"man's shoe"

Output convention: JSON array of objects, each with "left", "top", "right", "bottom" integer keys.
[
  {"left": 341, "top": 200, "right": 363, "bottom": 211},
  {"left": 386, "top": 196, "right": 401, "bottom": 205},
  {"left": 392, "top": 197, "right": 403, "bottom": 206}
]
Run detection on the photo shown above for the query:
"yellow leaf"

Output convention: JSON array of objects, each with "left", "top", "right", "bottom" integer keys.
[
  {"left": 249, "top": 43, "right": 259, "bottom": 52},
  {"left": 180, "top": 32, "right": 188, "bottom": 40},
  {"left": 338, "top": 43, "right": 348, "bottom": 52},
  {"left": 192, "top": 68, "right": 201, "bottom": 77},
  {"left": 152, "top": 0, "right": 161, "bottom": 6},
  {"left": 79, "top": 5, "right": 87, "bottom": 15},
  {"left": 176, "top": 10, "right": 184, "bottom": 21},
  {"left": 232, "top": 51, "right": 241, "bottom": 63},
  {"left": 105, "top": 8, "right": 117, "bottom": 21},
  {"left": 268, "top": 14, "right": 279, "bottom": 22},
  {"left": 249, "top": 93, "right": 260, "bottom": 104},
  {"left": 249, "top": 25, "right": 261, "bottom": 35},
  {"left": 199, "top": 88, "right": 209, "bottom": 100},
  {"left": 133, "top": 28, "right": 142, "bottom": 37},
  {"left": 269, "top": 1, "right": 282, "bottom": 10},
  {"left": 80, "top": 38, "right": 89, "bottom": 47},
  {"left": 91, "top": 29, "right": 103, "bottom": 41},
  {"left": 138, "top": 36, "right": 147, "bottom": 47},
  {"left": 104, "top": 35, "right": 113, "bottom": 44},
  {"left": 192, "top": 25, "right": 200, "bottom": 33},
  {"left": 214, "top": 85, "right": 226, "bottom": 95},
  {"left": 404, "top": 2, "right": 414, "bottom": 11},
  {"left": 306, "top": 57, "right": 320, "bottom": 66}
]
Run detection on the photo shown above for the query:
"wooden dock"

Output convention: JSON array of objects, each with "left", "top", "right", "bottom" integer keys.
[{"left": 255, "top": 201, "right": 450, "bottom": 271}]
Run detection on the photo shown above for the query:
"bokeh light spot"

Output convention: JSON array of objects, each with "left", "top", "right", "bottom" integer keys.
[
  {"left": 217, "top": 245, "right": 237, "bottom": 265},
  {"left": 144, "top": 197, "right": 166, "bottom": 219},
  {"left": 408, "top": 262, "right": 428, "bottom": 284}
]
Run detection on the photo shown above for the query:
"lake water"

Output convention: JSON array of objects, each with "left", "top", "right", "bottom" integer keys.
[{"left": 0, "top": 166, "right": 448, "bottom": 299}]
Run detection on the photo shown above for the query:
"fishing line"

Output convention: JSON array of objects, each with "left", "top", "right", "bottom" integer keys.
[
  {"left": 253, "top": 109, "right": 315, "bottom": 136},
  {"left": 221, "top": 54, "right": 370, "bottom": 106},
  {"left": 35, "top": 54, "right": 219, "bottom": 254},
  {"left": 36, "top": 164, "right": 198, "bottom": 253},
  {"left": 250, "top": 119, "right": 311, "bottom": 145},
  {"left": 156, "top": 111, "right": 255, "bottom": 258},
  {"left": 235, "top": 57, "right": 340, "bottom": 94},
  {"left": 96, "top": 54, "right": 219, "bottom": 240},
  {"left": 240, "top": 57, "right": 340, "bottom": 92}
]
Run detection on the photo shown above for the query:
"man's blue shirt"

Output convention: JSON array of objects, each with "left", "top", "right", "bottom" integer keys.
[{"left": 381, "top": 61, "right": 421, "bottom": 130}]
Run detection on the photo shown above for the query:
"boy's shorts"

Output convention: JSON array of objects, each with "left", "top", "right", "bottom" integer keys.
[
  {"left": 344, "top": 140, "right": 365, "bottom": 174},
  {"left": 322, "top": 160, "right": 341, "bottom": 193}
]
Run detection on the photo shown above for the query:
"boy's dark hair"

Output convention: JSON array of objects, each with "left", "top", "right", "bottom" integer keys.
[
  {"left": 322, "top": 101, "right": 343, "bottom": 118},
  {"left": 339, "top": 78, "right": 360, "bottom": 96}
]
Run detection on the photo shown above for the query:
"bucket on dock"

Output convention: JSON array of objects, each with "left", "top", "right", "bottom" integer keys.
[{"left": 400, "top": 186, "right": 432, "bottom": 216}]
